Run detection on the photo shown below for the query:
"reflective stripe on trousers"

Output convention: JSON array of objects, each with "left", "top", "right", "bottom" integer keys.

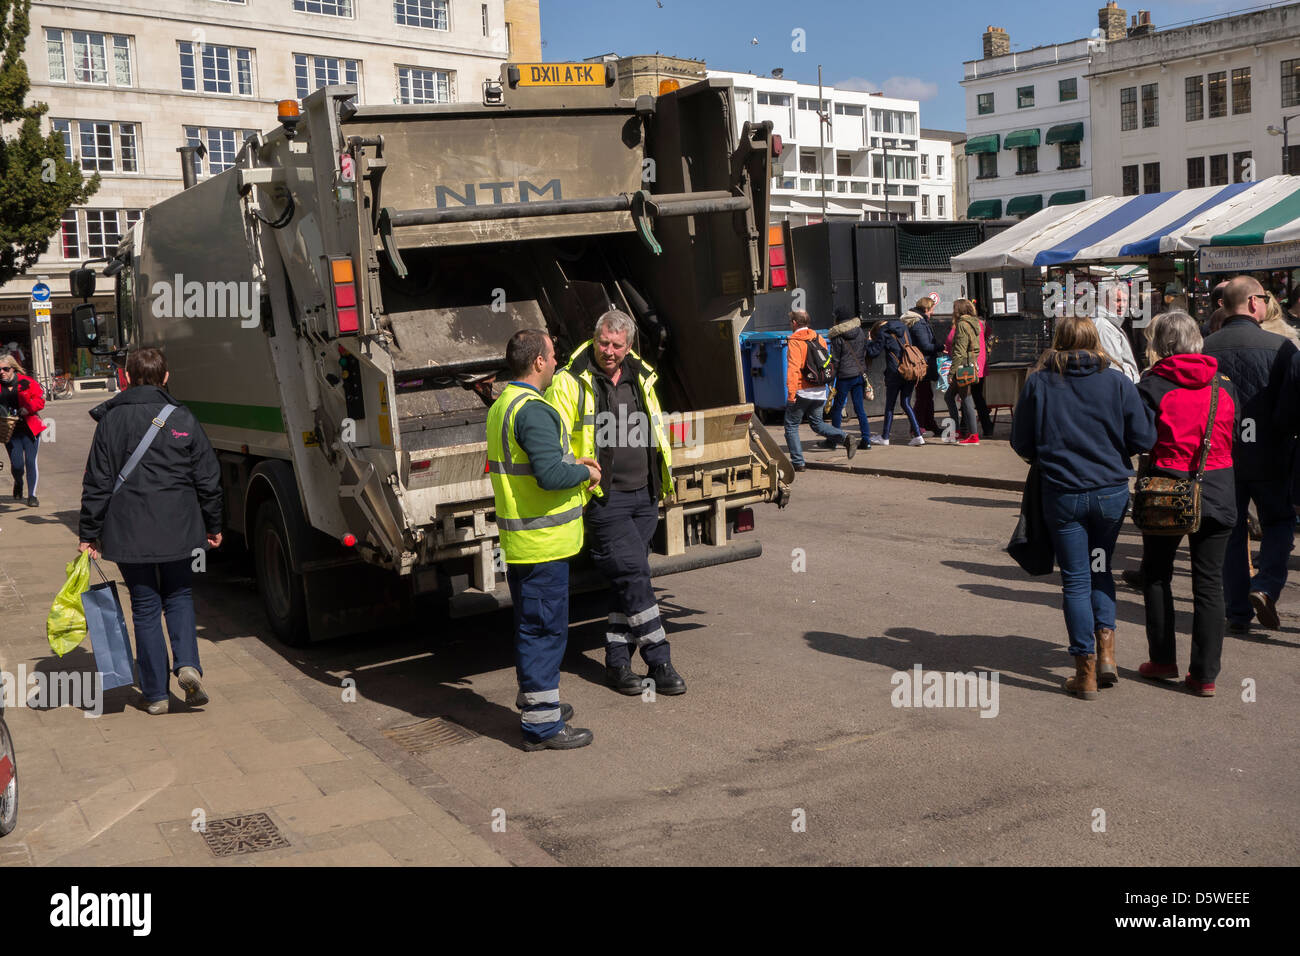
[
  {"left": 508, "top": 559, "right": 570, "bottom": 742},
  {"left": 585, "top": 487, "right": 671, "bottom": 668}
]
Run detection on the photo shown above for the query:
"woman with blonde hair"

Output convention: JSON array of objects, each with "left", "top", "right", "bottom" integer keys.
[
  {"left": 0, "top": 354, "right": 47, "bottom": 506},
  {"left": 1260, "top": 292, "right": 1300, "bottom": 345},
  {"left": 1011, "top": 316, "right": 1157, "bottom": 700}
]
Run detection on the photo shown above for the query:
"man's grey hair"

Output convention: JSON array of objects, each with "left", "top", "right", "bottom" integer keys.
[
  {"left": 1147, "top": 310, "right": 1203, "bottom": 363},
  {"left": 595, "top": 309, "right": 637, "bottom": 344}
]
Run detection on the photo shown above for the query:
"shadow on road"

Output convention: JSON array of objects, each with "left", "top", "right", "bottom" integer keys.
[{"left": 927, "top": 496, "right": 1019, "bottom": 510}]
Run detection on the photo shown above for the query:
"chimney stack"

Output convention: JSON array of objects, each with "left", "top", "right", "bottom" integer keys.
[
  {"left": 1127, "top": 9, "right": 1154, "bottom": 37},
  {"left": 982, "top": 25, "right": 1010, "bottom": 59},
  {"left": 1099, "top": 2, "right": 1127, "bottom": 42}
]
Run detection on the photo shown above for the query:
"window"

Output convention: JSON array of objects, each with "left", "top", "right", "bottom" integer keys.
[
  {"left": 977, "top": 152, "right": 997, "bottom": 179},
  {"left": 1289, "top": 145, "right": 1300, "bottom": 176},
  {"left": 482, "top": 3, "right": 489, "bottom": 35},
  {"left": 799, "top": 153, "right": 818, "bottom": 174},
  {"left": 183, "top": 125, "right": 258, "bottom": 177},
  {"left": 397, "top": 66, "right": 452, "bottom": 104},
  {"left": 1017, "top": 146, "right": 1038, "bottom": 174},
  {"left": 977, "top": 92, "right": 994, "bottom": 115},
  {"left": 1120, "top": 86, "right": 1137, "bottom": 131},
  {"left": 921, "top": 194, "right": 929, "bottom": 217},
  {"left": 757, "top": 92, "right": 790, "bottom": 106},
  {"left": 798, "top": 97, "right": 830, "bottom": 112},
  {"left": 60, "top": 209, "right": 142, "bottom": 260},
  {"left": 1141, "top": 83, "right": 1159, "bottom": 128},
  {"left": 1017, "top": 85, "right": 1034, "bottom": 108},
  {"left": 834, "top": 103, "right": 864, "bottom": 116},
  {"left": 850, "top": 180, "right": 868, "bottom": 193},
  {"left": 1234, "top": 150, "right": 1253, "bottom": 183},
  {"left": 1059, "top": 142, "right": 1081, "bottom": 169},
  {"left": 1210, "top": 153, "right": 1228, "bottom": 186},
  {"left": 294, "top": 54, "right": 360, "bottom": 101},
  {"left": 179, "top": 42, "right": 254, "bottom": 95},
  {"left": 1185, "top": 75, "right": 1203, "bottom": 122},
  {"left": 46, "top": 30, "right": 133, "bottom": 86},
  {"left": 394, "top": 0, "right": 449, "bottom": 29},
  {"left": 1283, "top": 58, "right": 1300, "bottom": 108},
  {"left": 1232, "top": 67, "right": 1251, "bottom": 114},
  {"left": 836, "top": 153, "right": 852, "bottom": 176},
  {"left": 294, "top": 0, "right": 352, "bottom": 15},
  {"left": 936, "top": 154, "right": 944, "bottom": 176},
  {"left": 1143, "top": 162, "right": 1160, "bottom": 193},
  {"left": 1187, "top": 156, "right": 1205, "bottom": 189},
  {"left": 1122, "top": 164, "right": 1139, "bottom": 195},
  {"left": 1059, "top": 77, "right": 1077, "bottom": 102},
  {"left": 52, "top": 119, "right": 139, "bottom": 173},
  {"left": 937, "top": 195, "right": 945, "bottom": 217},
  {"left": 1208, "top": 71, "right": 1226, "bottom": 118},
  {"left": 920, "top": 154, "right": 928, "bottom": 176},
  {"left": 869, "top": 109, "right": 916, "bottom": 135}
]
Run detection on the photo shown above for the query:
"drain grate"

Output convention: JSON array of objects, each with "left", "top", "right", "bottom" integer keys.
[
  {"left": 382, "top": 716, "right": 478, "bottom": 753},
  {"left": 201, "top": 812, "right": 291, "bottom": 858}
]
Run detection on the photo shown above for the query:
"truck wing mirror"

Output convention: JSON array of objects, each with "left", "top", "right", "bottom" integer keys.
[
  {"left": 69, "top": 267, "right": 96, "bottom": 300},
  {"left": 70, "top": 303, "right": 117, "bottom": 355}
]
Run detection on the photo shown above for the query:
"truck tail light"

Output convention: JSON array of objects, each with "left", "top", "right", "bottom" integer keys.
[
  {"left": 330, "top": 256, "right": 359, "bottom": 334},
  {"left": 410, "top": 459, "right": 432, "bottom": 472},
  {"left": 734, "top": 508, "right": 755, "bottom": 533},
  {"left": 772, "top": 134, "right": 783, "bottom": 158}
]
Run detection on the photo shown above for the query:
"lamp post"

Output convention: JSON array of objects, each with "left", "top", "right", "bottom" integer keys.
[{"left": 1266, "top": 114, "right": 1300, "bottom": 175}]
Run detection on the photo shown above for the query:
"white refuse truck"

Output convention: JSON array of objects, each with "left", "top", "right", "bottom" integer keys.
[{"left": 70, "top": 64, "right": 793, "bottom": 644}]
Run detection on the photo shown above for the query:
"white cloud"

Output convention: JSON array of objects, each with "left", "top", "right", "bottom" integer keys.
[
  {"left": 835, "top": 76, "right": 879, "bottom": 93},
  {"left": 881, "top": 76, "right": 939, "bottom": 101}
]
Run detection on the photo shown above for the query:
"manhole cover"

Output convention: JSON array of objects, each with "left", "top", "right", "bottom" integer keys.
[
  {"left": 201, "top": 812, "right": 291, "bottom": 858},
  {"left": 382, "top": 717, "right": 478, "bottom": 753}
]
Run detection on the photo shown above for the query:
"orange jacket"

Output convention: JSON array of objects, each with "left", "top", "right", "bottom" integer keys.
[{"left": 785, "top": 327, "right": 828, "bottom": 402}]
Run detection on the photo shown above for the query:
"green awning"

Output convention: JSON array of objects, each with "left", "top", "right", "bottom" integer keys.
[
  {"left": 1006, "top": 194, "right": 1044, "bottom": 217},
  {"left": 1003, "top": 128, "right": 1040, "bottom": 150},
  {"left": 1045, "top": 122, "right": 1085, "bottom": 145},
  {"left": 1210, "top": 188, "right": 1300, "bottom": 246},
  {"left": 967, "top": 199, "right": 1003, "bottom": 220},
  {"left": 1048, "top": 190, "right": 1087, "bottom": 206},
  {"left": 964, "top": 134, "right": 999, "bottom": 155}
]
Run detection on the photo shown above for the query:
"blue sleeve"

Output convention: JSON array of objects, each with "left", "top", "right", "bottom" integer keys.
[
  {"left": 913, "top": 321, "right": 936, "bottom": 355},
  {"left": 1010, "top": 375, "right": 1038, "bottom": 461},
  {"left": 514, "top": 400, "right": 591, "bottom": 491},
  {"left": 1121, "top": 378, "right": 1158, "bottom": 455},
  {"left": 864, "top": 336, "right": 883, "bottom": 358}
]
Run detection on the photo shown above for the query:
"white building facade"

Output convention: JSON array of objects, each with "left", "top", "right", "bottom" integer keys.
[
  {"left": 1089, "top": 5, "right": 1300, "bottom": 196},
  {"left": 960, "top": 30, "right": 1093, "bottom": 221},
  {"left": 918, "top": 131, "right": 963, "bottom": 221},
  {"left": 4, "top": 0, "right": 521, "bottom": 374},
  {"left": 709, "top": 69, "right": 940, "bottom": 226}
]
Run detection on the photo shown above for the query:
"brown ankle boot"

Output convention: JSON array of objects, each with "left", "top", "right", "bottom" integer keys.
[
  {"left": 1095, "top": 627, "right": 1117, "bottom": 687},
  {"left": 1065, "top": 654, "right": 1099, "bottom": 700}
]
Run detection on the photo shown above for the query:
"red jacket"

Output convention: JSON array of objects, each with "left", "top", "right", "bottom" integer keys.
[{"left": 1, "top": 372, "right": 45, "bottom": 438}]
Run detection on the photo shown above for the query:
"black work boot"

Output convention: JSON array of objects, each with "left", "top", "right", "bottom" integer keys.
[
  {"left": 605, "top": 664, "right": 644, "bottom": 696},
  {"left": 523, "top": 724, "right": 593, "bottom": 751},
  {"left": 646, "top": 662, "right": 687, "bottom": 696}
]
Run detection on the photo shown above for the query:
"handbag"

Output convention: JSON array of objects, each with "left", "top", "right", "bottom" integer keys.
[
  {"left": 1007, "top": 462, "right": 1055, "bottom": 575},
  {"left": 1132, "top": 377, "right": 1220, "bottom": 536},
  {"left": 82, "top": 559, "right": 136, "bottom": 691}
]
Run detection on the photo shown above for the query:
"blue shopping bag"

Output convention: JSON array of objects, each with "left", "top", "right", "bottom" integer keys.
[{"left": 81, "top": 563, "right": 136, "bottom": 692}]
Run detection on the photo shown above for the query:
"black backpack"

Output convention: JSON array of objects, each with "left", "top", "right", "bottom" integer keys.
[{"left": 801, "top": 336, "right": 832, "bottom": 387}]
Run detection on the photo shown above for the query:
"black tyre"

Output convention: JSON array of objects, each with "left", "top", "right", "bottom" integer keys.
[
  {"left": 252, "top": 499, "right": 311, "bottom": 647},
  {"left": 0, "top": 717, "right": 17, "bottom": 837}
]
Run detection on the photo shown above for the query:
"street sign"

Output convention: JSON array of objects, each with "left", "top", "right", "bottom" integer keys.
[
  {"left": 31, "top": 281, "right": 51, "bottom": 303},
  {"left": 33, "top": 306, "right": 51, "bottom": 324}
]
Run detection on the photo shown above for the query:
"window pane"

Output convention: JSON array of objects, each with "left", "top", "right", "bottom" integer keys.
[
  {"left": 397, "top": 66, "right": 450, "bottom": 104},
  {"left": 1122, "top": 165, "right": 1138, "bottom": 195},
  {"left": 977, "top": 93, "right": 993, "bottom": 115},
  {"left": 938, "top": 195, "right": 945, "bottom": 216},
  {"left": 84, "top": 210, "right": 117, "bottom": 258},
  {"left": 72, "top": 31, "right": 107, "bottom": 84},
  {"left": 1232, "top": 67, "right": 1250, "bottom": 114},
  {"left": 184, "top": 126, "right": 203, "bottom": 177},
  {"left": 1120, "top": 87, "right": 1136, "bottom": 131},
  {"left": 113, "top": 36, "right": 131, "bottom": 86},
  {"left": 47, "top": 29, "right": 66, "bottom": 82},
  {"left": 1141, "top": 83, "right": 1158, "bottom": 128},
  {"left": 294, "top": 0, "right": 353, "bottom": 15},
  {"left": 179, "top": 41, "right": 196, "bottom": 91},
  {"left": 1187, "top": 156, "right": 1205, "bottom": 189},
  {"left": 119, "top": 123, "right": 137, "bottom": 172},
  {"left": 1017, "top": 85, "right": 1034, "bottom": 108},
  {"left": 1185, "top": 75, "right": 1203, "bottom": 122},
  {"left": 1208, "top": 72, "right": 1226, "bottom": 118},
  {"left": 394, "top": 0, "right": 448, "bottom": 29},
  {"left": 1059, "top": 77, "right": 1077, "bottom": 102},
  {"left": 1210, "top": 153, "right": 1227, "bottom": 186},
  {"left": 51, "top": 119, "right": 72, "bottom": 162},
  {"left": 61, "top": 211, "right": 80, "bottom": 259},
  {"left": 1283, "top": 58, "right": 1300, "bottom": 109},
  {"left": 236, "top": 49, "right": 253, "bottom": 95},
  {"left": 1143, "top": 162, "right": 1160, "bottom": 193},
  {"left": 1018, "top": 146, "right": 1038, "bottom": 174},
  {"left": 207, "top": 128, "right": 239, "bottom": 172},
  {"left": 294, "top": 54, "right": 310, "bottom": 100}
]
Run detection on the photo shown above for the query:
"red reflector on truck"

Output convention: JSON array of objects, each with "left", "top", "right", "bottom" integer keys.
[
  {"left": 735, "top": 508, "right": 755, "bottom": 533},
  {"left": 771, "top": 267, "right": 787, "bottom": 288},
  {"left": 334, "top": 284, "right": 356, "bottom": 308},
  {"left": 337, "top": 307, "right": 359, "bottom": 333},
  {"left": 733, "top": 412, "right": 752, "bottom": 426},
  {"left": 410, "top": 459, "right": 431, "bottom": 472}
]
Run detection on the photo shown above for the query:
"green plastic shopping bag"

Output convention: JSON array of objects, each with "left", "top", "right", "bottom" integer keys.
[{"left": 47, "top": 550, "right": 91, "bottom": 657}]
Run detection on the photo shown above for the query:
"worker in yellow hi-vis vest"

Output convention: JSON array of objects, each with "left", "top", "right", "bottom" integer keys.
[{"left": 486, "top": 330, "right": 601, "bottom": 751}]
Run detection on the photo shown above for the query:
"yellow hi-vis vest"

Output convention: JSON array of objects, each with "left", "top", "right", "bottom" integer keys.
[
  {"left": 486, "top": 383, "right": 585, "bottom": 564},
  {"left": 544, "top": 341, "right": 674, "bottom": 502}
]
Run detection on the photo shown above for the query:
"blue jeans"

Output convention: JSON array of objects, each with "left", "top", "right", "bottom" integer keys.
[
  {"left": 1224, "top": 477, "right": 1295, "bottom": 623},
  {"left": 784, "top": 396, "right": 846, "bottom": 467},
  {"left": 1042, "top": 483, "right": 1129, "bottom": 656},
  {"left": 507, "top": 559, "right": 569, "bottom": 742},
  {"left": 119, "top": 560, "right": 200, "bottom": 703},
  {"left": 881, "top": 374, "right": 920, "bottom": 440},
  {"left": 830, "top": 376, "right": 872, "bottom": 443},
  {"left": 5, "top": 430, "right": 39, "bottom": 496}
]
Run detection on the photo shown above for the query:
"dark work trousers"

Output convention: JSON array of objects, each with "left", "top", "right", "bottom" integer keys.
[
  {"left": 1223, "top": 477, "right": 1294, "bottom": 624},
  {"left": 119, "top": 559, "right": 200, "bottom": 704},
  {"left": 507, "top": 559, "right": 569, "bottom": 742},
  {"left": 970, "top": 378, "right": 994, "bottom": 436},
  {"left": 585, "top": 486, "right": 670, "bottom": 669},
  {"left": 1141, "top": 518, "right": 1232, "bottom": 683},
  {"left": 913, "top": 378, "right": 940, "bottom": 433}
]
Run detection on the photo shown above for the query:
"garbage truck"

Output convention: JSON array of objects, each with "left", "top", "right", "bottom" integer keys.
[{"left": 70, "top": 64, "right": 793, "bottom": 644}]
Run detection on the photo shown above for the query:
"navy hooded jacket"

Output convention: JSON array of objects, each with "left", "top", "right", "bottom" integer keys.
[{"left": 1011, "top": 351, "right": 1157, "bottom": 492}]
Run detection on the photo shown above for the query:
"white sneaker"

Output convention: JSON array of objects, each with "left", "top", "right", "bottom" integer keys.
[
  {"left": 872, "top": 437, "right": 890, "bottom": 446},
  {"left": 908, "top": 435, "right": 926, "bottom": 446}
]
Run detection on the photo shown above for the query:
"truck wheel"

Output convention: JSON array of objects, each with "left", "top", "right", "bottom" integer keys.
[
  {"left": 253, "top": 499, "right": 310, "bottom": 647},
  {"left": 0, "top": 717, "right": 17, "bottom": 837}
]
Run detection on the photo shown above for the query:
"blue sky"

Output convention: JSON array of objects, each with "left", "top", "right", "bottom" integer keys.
[{"left": 541, "top": 0, "right": 1249, "bottom": 131}]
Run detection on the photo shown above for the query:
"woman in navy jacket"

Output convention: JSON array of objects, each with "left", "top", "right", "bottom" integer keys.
[
  {"left": 871, "top": 317, "right": 924, "bottom": 445},
  {"left": 1136, "top": 311, "right": 1238, "bottom": 697},
  {"left": 1012, "top": 316, "right": 1157, "bottom": 700}
]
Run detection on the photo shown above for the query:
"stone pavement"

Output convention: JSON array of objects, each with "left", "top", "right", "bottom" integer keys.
[{"left": 0, "top": 393, "right": 528, "bottom": 867}]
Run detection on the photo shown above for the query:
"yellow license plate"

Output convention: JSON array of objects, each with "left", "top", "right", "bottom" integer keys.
[{"left": 516, "top": 63, "right": 606, "bottom": 87}]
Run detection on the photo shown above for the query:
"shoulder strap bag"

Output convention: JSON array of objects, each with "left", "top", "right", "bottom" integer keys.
[
  {"left": 1131, "top": 379, "right": 1219, "bottom": 536},
  {"left": 113, "top": 405, "right": 177, "bottom": 493}
]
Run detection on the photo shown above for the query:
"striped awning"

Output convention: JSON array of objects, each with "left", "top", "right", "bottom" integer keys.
[{"left": 950, "top": 176, "right": 1300, "bottom": 270}]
